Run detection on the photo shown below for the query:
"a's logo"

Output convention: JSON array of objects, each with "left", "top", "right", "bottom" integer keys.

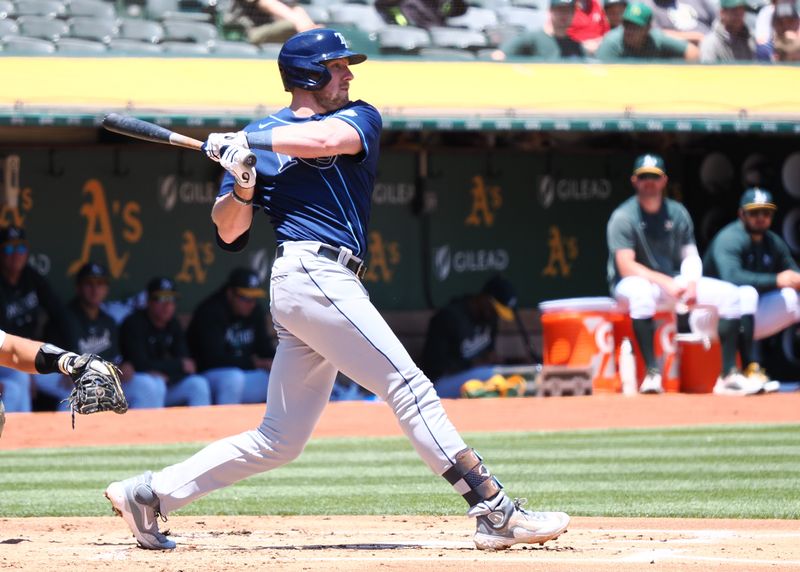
[
  {"left": 642, "top": 154, "right": 659, "bottom": 167},
  {"left": 465, "top": 175, "right": 502, "bottom": 227},
  {"left": 158, "top": 176, "right": 218, "bottom": 212},
  {"left": 537, "top": 175, "right": 612, "bottom": 209},
  {"left": 68, "top": 179, "right": 142, "bottom": 279},
  {"left": 434, "top": 245, "right": 451, "bottom": 281},
  {"left": 753, "top": 189, "right": 770, "bottom": 205},
  {"left": 175, "top": 230, "right": 215, "bottom": 284},
  {"left": 542, "top": 226, "right": 578, "bottom": 278},
  {"left": 363, "top": 231, "right": 400, "bottom": 283},
  {"left": 433, "top": 245, "right": 509, "bottom": 281}
]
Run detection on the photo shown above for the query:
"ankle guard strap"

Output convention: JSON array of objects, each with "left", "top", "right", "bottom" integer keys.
[{"left": 442, "top": 448, "right": 503, "bottom": 507}]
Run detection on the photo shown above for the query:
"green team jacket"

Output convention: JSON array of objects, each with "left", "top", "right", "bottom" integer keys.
[{"left": 704, "top": 220, "right": 799, "bottom": 291}]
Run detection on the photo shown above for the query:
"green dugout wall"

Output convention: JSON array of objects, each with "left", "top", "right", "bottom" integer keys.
[{"left": 2, "top": 133, "right": 798, "bottom": 314}]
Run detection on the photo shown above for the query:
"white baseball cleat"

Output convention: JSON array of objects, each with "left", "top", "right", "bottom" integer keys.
[
  {"left": 713, "top": 369, "right": 765, "bottom": 396},
  {"left": 744, "top": 363, "right": 779, "bottom": 393},
  {"left": 639, "top": 369, "right": 663, "bottom": 394},
  {"left": 469, "top": 494, "right": 569, "bottom": 550},
  {"left": 105, "top": 471, "right": 176, "bottom": 550}
]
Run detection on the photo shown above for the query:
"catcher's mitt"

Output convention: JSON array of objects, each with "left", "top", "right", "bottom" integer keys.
[{"left": 66, "top": 354, "right": 128, "bottom": 427}]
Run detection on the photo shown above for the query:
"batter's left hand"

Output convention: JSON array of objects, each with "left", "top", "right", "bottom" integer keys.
[
  {"left": 682, "top": 281, "right": 697, "bottom": 306},
  {"left": 203, "top": 131, "right": 249, "bottom": 162}
]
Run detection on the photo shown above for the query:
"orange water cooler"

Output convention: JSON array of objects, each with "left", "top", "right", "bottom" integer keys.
[
  {"left": 612, "top": 311, "right": 680, "bottom": 393},
  {"left": 539, "top": 297, "right": 621, "bottom": 393}
]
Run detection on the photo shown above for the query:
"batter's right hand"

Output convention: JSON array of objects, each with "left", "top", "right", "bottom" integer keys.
[
  {"left": 204, "top": 131, "right": 249, "bottom": 162},
  {"left": 221, "top": 145, "right": 256, "bottom": 188}
]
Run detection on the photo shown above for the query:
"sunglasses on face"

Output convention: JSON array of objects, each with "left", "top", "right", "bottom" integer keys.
[
  {"left": 2, "top": 243, "right": 28, "bottom": 255},
  {"left": 745, "top": 209, "right": 774, "bottom": 218},
  {"left": 636, "top": 174, "right": 662, "bottom": 181}
]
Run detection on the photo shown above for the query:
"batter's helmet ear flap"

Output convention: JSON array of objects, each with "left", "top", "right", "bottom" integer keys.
[{"left": 278, "top": 28, "right": 368, "bottom": 92}]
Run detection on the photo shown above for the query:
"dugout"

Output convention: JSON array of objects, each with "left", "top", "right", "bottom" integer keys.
[{"left": 1, "top": 58, "right": 799, "bottom": 375}]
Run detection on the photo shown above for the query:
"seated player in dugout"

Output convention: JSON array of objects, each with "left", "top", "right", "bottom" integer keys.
[
  {"left": 703, "top": 188, "right": 798, "bottom": 391},
  {"left": 34, "top": 262, "right": 149, "bottom": 409},
  {"left": 606, "top": 154, "right": 766, "bottom": 396},
  {"left": 421, "top": 274, "right": 519, "bottom": 398},
  {"left": 0, "top": 225, "right": 70, "bottom": 412},
  {"left": 187, "top": 267, "right": 274, "bottom": 405},
  {"left": 119, "top": 277, "right": 211, "bottom": 408}
]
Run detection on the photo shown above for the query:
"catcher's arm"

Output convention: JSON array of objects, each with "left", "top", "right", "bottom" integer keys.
[{"left": 0, "top": 333, "right": 58, "bottom": 373}]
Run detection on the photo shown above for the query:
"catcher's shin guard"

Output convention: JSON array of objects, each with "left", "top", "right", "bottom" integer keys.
[{"left": 441, "top": 448, "right": 503, "bottom": 507}]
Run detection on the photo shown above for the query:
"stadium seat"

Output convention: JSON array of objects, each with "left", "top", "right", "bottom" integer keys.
[
  {"left": 377, "top": 25, "right": 430, "bottom": 54},
  {"left": 511, "top": 0, "right": 547, "bottom": 9},
  {"left": 260, "top": 42, "right": 282, "bottom": 58},
  {"left": 67, "top": 0, "right": 117, "bottom": 18},
  {"left": 162, "top": 19, "right": 217, "bottom": 42},
  {"left": 495, "top": 6, "right": 545, "bottom": 30},
  {"left": 161, "top": 39, "right": 210, "bottom": 53},
  {"left": 147, "top": 0, "right": 212, "bottom": 20},
  {"left": 57, "top": 36, "right": 108, "bottom": 52},
  {"left": 17, "top": 16, "right": 69, "bottom": 42},
  {"left": 118, "top": 18, "right": 164, "bottom": 43},
  {"left": 301, "top": 4, "right": 330, "bottom": 23},
  {"left": 108, "top": 37, "right": 164, "bottom": 53},
  {"left": 209, "top": 39, "right": 260, "bottom": 56},
  {"left": 483, "top": 23, "right": 525, "bottom": 46},
  {"left": 429, "top": 26, "right": 488, "bottom": 50},
  {"left": 68, "top": 16, "right": 119, "bottom": 43},
  {"left": 446, "top": 7, "right": 499, "bottom": 31},
  {"left": 0, "top": 17, "right": 18, "bottom": 37},
  {"left": 418, "top": 46, "right": 476, "bottom": 60},
  {"left": 12, "top": 0, "right": 66, "bottom": 18},
  {"left": 146, "top": 0, "right": 177, "bottom": 19},
  {"left": 2, "top": 34, "right": 56, "bottom": 53},
  {"left": 327, "top": 4, "right": 387, "bottom": 33},
  {"left": 0, "top": 0, "right": 15, "bottom": 19}
]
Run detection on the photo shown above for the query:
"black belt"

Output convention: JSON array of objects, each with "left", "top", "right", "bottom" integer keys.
[{"left": 276, "top": 243, "right": 367, "bottom": 279}]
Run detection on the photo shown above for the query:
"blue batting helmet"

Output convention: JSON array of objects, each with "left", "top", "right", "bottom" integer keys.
[{"left": 278, "top": 28, "right": 367, "bottom": 92}]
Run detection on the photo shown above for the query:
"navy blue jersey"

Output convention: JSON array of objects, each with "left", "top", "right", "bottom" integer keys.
[{"left": 218, "top": 100, "right": 382, "bottom": 258}]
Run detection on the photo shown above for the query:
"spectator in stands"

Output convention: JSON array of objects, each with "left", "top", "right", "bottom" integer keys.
[
  {"left": 491, "top": 0, "right": 585, "bottom": 60},
  {"left": 605, "top": 0, "right": 628, "bottom": 28},
  {"left": 120, "top": 277, "right": 211, "bottom": 408},
  {"left": 375, "top": 0, "right": 468, "bottom": 28},
  {"left": 0, "top": 226, "right": 68, "bottom": 412},
  {"left": 699, "top": 0, "right": 756, "bottom": 62},
  {"left": 595, "top": 2, "right": 700, "bottom": 60},
  {"left": 567, "top": 0, "right": 611, "bottom": 54},
  {"left": 754, "top": 0, "right": 783, "bottom": 50},
  {"left": 421, "top": 274, "right": 517, "bottom": 398},
  {"left": 772, "top": 1, "right": 800, "bottom": 60},
  {"left": 34, "top": 263, "right": 158, "bottom": 410},
  {"left": 225, "top": 0, "right": 318, "bottom": 45},
  {"left": 644, "top": 0, "right": 716, "bottom": 46},
  {"left": 187, "top": 268, "right": 273, "bottom": 405}
]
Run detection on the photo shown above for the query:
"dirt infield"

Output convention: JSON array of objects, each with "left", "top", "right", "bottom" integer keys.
[{"left": 2, "top": 394, "right": 799, "bottom": 571}]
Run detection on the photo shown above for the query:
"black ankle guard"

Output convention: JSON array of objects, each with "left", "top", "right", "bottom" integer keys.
[{"left": 442, "top": 448, "right": 503, "bottom": 506}]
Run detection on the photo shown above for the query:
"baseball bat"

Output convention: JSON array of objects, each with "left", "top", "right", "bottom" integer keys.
[{"left": 102, "top": 113, "right": 257, "bottom": 167}]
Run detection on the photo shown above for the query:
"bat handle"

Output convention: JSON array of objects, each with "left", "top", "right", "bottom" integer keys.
[{"left": 203, "top": 144, "right": 258, "bottom": 168}]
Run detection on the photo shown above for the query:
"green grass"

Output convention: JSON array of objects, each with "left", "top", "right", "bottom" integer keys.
[{"left": 1, "top": 424, "right": 799, "bottom": 519}]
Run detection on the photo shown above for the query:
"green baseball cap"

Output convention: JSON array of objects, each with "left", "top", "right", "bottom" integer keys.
[
  {"left": 720, "top": 0, "right": 747, "bottom": 8},
  {"left": 740, "top": 188, "right": 777, "bottom": 211},
  {"left": 632, "top": 153, "right": 666, "bottom": 177},
  {"left": 623, "top": 2, "right": 653, "bottom": 26}
]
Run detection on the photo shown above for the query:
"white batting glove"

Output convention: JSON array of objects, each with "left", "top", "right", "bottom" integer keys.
[
  {"left": 220, "top": 145, "right": 256, "bottom": 189},
  {"left": 203, "top": 131, "right": 249, "bottom": 162}
]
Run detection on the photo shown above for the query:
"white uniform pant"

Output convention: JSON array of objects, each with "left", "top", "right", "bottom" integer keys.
[
  {"left": 738, "top": 286, "right": 800, "bottom": 339},
  {"left": 151, "top": 241, "right": 467, "bottom": 514},
  {"left": 614, "top": 275, "right": 741, "bottom": 320}
]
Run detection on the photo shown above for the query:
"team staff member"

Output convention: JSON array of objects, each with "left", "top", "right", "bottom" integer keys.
[
  {"left": 119, "top": 277, "right": 211, "bottom": 408},
  {"left": 105, "top": 29, "right": 568, "bottom": 552},
  {"left": 704, "top": 188, "right": 800, "bottom": 388},
  {"left": 607, "top": 154, "right": 763, "bottom": 395},
  {"left": 35, "top": 263, "right": 156, "bottom": 409},
  {"left": 187, "top": 267, "right": 274, "bottom": 404},
  {"left": 0, "top": 226, "right": 69, "bottom": 412},
  {"left": 421, "top": 274, "right": 517, "bottom": 397}
]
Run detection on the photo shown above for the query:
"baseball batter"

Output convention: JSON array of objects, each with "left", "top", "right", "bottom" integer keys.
[
  {"left": 704, "top": 188, "right": 800, "bottom": 385},
  {"left": 105, "top": 29, "right": 569, "bottom": 551},
  {"left": 607, "top": 154, "right": 763, "bottom": 395}
]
